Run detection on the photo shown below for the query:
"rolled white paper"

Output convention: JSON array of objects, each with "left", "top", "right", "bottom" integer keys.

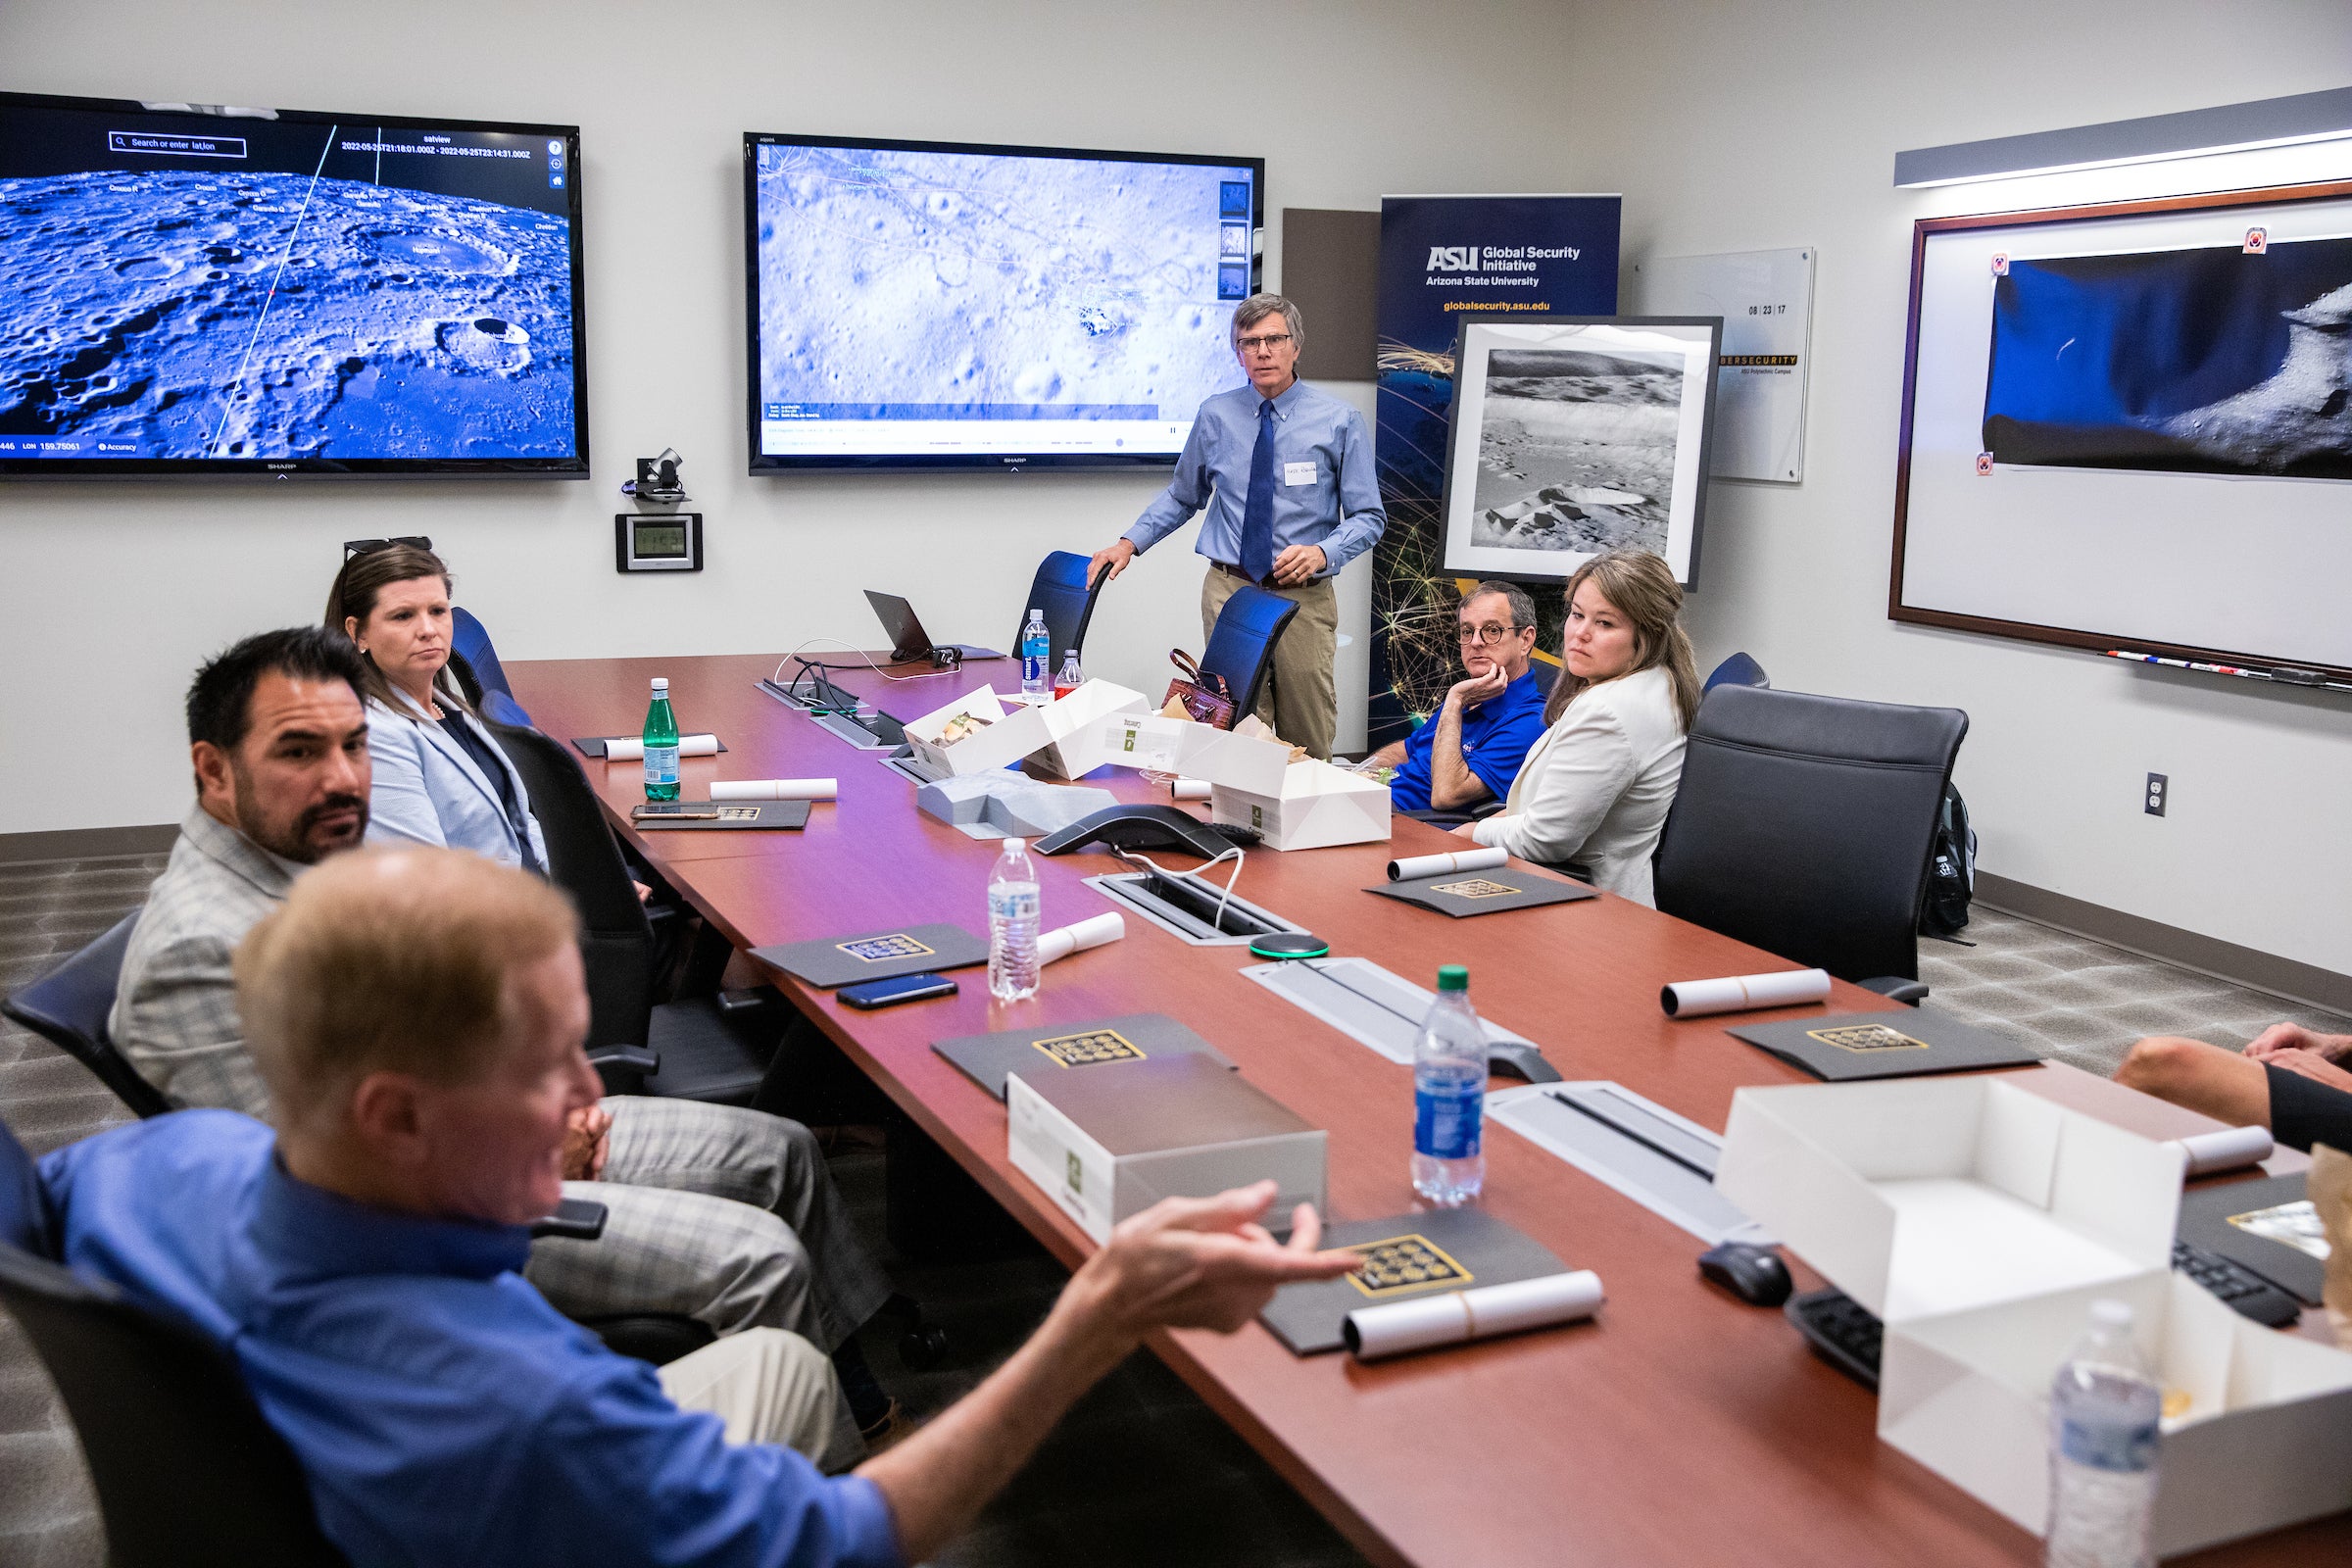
[
  {"left": 1038, "top": 911, "right": 1125, "bottom": 966},
  {"left": 1344, "top": 1270, "right": 1605, "bottom": 1361},
  {"left": 710, "top": 778, "right": 837, "bottom": 802},
  {"left": 604, "top": 733, "right": 718, "bottom": 761},
  {"left": 1659, "top": 968, "right": 1832, "bottom": 1018},
  {"left": 1387, "top": 845, "right": 1508, "bottom": 883},
  {"left": 2169, "top": 1124, "right": 2275, "bottom": 1177},
  {"left": 1170, "top": 778, "right": 1211, "bottom": 801}
]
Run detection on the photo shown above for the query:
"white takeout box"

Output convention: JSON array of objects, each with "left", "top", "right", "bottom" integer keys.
[
  {"left": 1210, "top": 759, "right": 1391, "bottom": 851},
  {"left": 904, "top": 687, "right": 1053, "bottom": 777},
  {"left": 1023, "top": 680, "right": 1151, "bottom": 780},
  {"left": 1106, "top": 712, "right": 1193, "bottom": 773},
  {"left": 1173, "top": 722, "right": 1295, "bottom": 797},
  {"left": 1715, "top": 1077, "right": 2352, "bottom": 1556}
]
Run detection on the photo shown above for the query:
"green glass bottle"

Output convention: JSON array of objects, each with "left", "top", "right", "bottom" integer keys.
[{"left": 642, "top": 676, "right": 680, "bottom": 802}]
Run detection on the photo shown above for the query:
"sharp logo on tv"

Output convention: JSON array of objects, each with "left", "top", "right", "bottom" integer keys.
[{"left": 0, "top": 91, "right": 589, "bottom": 477}]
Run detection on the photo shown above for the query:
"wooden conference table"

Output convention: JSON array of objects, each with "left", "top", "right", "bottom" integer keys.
[{"left": 507, "top": 652, "right": 2343, "bottom": 1568}]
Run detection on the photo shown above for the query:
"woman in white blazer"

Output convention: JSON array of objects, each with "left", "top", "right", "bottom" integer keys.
[
  {"left": 1454, "top": 549, "right": 1698, "bottom": 906},
  {"left": 325, "top": 543, "right": 551, "bottom": 874}
]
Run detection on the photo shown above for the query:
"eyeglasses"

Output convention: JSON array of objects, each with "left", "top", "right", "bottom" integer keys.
[
  {"left": 1458, "top": 621, "right": 1525, "bottom": 645},
  {"left": 344, "top": 535, "right": 433, "bottom": 560},
  {"left": 1236, "top": 332, "right": 1294, "bottom": 353}
]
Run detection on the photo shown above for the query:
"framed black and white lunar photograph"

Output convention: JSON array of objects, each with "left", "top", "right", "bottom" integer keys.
[{"left": 1438, "top": 318, "right": 1720, "bottom": 585}]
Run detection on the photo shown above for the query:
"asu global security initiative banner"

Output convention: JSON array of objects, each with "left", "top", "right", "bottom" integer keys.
[{"left": 1369, "top": 195, "right": 1621, "bottom": 745}]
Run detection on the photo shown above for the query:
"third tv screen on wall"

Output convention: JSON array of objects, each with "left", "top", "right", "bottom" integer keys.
[{"left": 743, "top": 132, "right": 1262, "bottom": 471}]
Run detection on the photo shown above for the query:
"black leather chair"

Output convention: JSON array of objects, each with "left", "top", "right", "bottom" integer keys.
[
  {"left": 1703, "top": 651, "right": 1769, "bottom": 692},
  {"left": 1016, "top": 551, "right": 1105, "bottom": 671},
  {"left": 1197, "top": 583, "right": 1299, "bottom": 727},
  {"left": 2, "top": 915, "right": 170, "bottom": 1119},
  {"left": 1650, "top": 684, "right": 1967, "bottom": 996},
  {"left": 490, "top": 721, "right": 785, "bottom": 1104},
  {"left": 0, "top": 1118, "right": 350, "bottom": 1568}
]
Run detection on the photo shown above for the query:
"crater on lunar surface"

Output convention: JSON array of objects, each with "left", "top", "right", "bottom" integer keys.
[{"left": 0, "top": 169, "right": 574, "bottom": 459}]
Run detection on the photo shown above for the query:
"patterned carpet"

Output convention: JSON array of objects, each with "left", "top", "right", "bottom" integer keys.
[{"left": 0, "top": 857, "right": 2344, "bottom": 1566}]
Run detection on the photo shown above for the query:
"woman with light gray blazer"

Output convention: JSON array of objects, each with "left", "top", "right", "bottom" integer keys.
[
  {"left": 326, "top": 542, "right": 549, "bottom": 873},
  {"left": 1458, "top": 550, "right": 1699, "bottom": 906}
]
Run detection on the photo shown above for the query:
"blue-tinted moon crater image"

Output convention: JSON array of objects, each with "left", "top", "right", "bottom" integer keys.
[{"left": 0, "top": 169, "right": 575, "bottom": 460}]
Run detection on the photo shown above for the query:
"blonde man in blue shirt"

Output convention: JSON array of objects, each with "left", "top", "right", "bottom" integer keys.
[{"left": 1089, "top": 294, "right": 1386, "bottom": 760}]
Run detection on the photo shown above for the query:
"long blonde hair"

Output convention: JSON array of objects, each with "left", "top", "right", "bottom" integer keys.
[{"left": 1543, "top": 549, "right": 1700, "bottom": 732}]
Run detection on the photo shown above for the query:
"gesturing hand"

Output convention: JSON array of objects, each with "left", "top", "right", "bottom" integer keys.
[
  {"left": 1270, "top": 544, "right": 1326, "bottom": 587},
  {"left": 1080, "top": 1181, "right": 1360, "bottom": 1339}
]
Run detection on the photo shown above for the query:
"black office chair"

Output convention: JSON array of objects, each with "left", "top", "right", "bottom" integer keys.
[
  {"left": 1703, "top": 651, "right": 1770, "bottom": 692},
  {"left": 1016, "top": 551, "right": 1105, "bottom": 670},
  {"left": 0, "top": 1117, "right": 350, "bottom": 1567},
  {"left": 1197, "top": 583, "right": 1299, "bottom": 728},
  {"left": 2, "top": 914, "right": 170, "bottom": 1120},
  {"left": 490, "top": 721, "right": 785, "bottom": 1104},
  {"left": 1650, "top": 684, "right": 1968, "bottom": 997}
]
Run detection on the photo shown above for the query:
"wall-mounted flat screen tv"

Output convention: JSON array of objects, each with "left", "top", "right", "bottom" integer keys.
[
  {"left": 744, "top": 132, "right": 1262, "bottom": 471},
  {"left": 0, "top": 91, "right": 587, "bottom": 478}
]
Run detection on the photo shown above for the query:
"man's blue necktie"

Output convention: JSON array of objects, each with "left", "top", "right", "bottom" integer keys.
[{"left": 1239, "top": 398, "right": 1277, "bottom": 584}]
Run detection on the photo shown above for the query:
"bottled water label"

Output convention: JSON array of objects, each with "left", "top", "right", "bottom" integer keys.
[
  {"left": 2058, "top": 1412, "right": 2158, "bottom": 1473},
  {"left": 990, "top": 886, "right": 1039, "bottom": 922},
  {"left": 645, "top": 745, "right": 679, "bottom": 786},
  {"left": 1414, "top": 1080, "right": 1483, "bottom": 1159}
]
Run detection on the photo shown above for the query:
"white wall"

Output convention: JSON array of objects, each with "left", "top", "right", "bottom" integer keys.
[
  {"left": 1575, "top": 0, "right": 2352, "bottom": 978},
  {"left": 9, "top": 0, "right": 2350, "bottom": 979},
  {"left": 0, "top": 0, "right": 1587, "bottom": 834}
]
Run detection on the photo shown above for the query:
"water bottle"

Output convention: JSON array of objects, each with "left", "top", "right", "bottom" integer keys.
[
  {"left": 1053, "top": 649, "right": 1084, "bottom": 702},
  {"left": 1020, "top": 609, "right": 1052, "bottom": 699},
  {"left": 1411, "top": 965, "right": 1486, "bottom": 1205},
  {"left": 2045, "top": 1298, "right": 2161, "bottom": 1568},
  {"left": 987, "top": 836, "right": 1042, "bottom": 1002},
  {"left": 641, "top": 676, "right": 679, "bottom": 803}
]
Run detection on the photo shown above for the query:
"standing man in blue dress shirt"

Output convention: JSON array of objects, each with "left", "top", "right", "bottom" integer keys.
[
  {"left": 1370, "top": 580, "right": 1550, "bottom": 814},
  {"left": 1088, "top": 293, "right": 1385, "bottom": 760}
]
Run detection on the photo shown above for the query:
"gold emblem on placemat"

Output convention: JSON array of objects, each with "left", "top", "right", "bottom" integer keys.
[
  {"left": 1430, "top": 878, "right": 1519, "bottom": 900},
  {"left": 1344, "top": 1234, "right": 1475, "bottom": 1298},
  {"left": 1808, "top": 1023, "right": 1931, "bottom": 1054},
  {"left": 837, "top": 933, "right": 936, "bottom": 962},
  {"left": 1029, "top": 1029, "right": 1146, "bottom": 1067}
]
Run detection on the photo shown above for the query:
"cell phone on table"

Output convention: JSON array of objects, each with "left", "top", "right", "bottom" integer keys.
[
  {"left": 631, "top": 804, "right": 720, "bottom": 820},
  {"left": 839, "top": 972, "right": 958, "bottom": 1009}
]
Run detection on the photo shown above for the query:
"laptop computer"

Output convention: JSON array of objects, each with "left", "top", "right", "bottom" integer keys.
[{"left": 864, "top": 591, "right": 1004, "bottom": 664}]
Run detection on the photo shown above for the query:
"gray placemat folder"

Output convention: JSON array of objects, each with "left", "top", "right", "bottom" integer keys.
[
  {"left": 1259, "top": 1208, "right": 1567, "bottom": 1355},
  {"left": 753, "top": 923, "right": 989, "bottom": 988},
  {"left": 634, "top": 801, "right": 810, "bottom": 831},
  {"left": 1366, "top": 867, "right": 1595, "bottom": 917},
  {"left": 931, "top": 1012, "right": 1236, "bottom": 1100},
  {"left": 1725, "top": 1010, "right": 2040, "bottom": 1081}
]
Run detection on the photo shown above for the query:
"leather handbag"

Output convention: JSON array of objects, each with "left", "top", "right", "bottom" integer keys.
[{"left": 1163, "top": 650, "right": 1236, "bottom": 729}]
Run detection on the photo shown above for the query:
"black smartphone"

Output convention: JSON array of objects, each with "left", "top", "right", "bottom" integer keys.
[{"left": 839, "top": 972, "right": 958, "bottom": 1009}]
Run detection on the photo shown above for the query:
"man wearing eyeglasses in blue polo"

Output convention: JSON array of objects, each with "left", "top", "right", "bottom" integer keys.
[
  {"left": 1367, "top": 580, "right": 1548, "bottom": 815},
  {"left": 1087, "top": 293, "right": 1385, "bottom": 761}
]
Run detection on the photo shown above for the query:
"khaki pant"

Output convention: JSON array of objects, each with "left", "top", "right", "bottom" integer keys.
[
  {"left": 657, "top": 1326, "right": 866, "bottom": 1474},
  {"left": 1200, "top": 567, "right": 1339, "bottom": 760}
]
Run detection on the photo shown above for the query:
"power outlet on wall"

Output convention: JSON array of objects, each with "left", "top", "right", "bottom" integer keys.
[{"left": 2145, "top": 773, "right": 2168, "bottom": 817}]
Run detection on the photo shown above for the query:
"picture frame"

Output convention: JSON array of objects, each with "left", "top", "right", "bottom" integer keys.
[
  {"left": 1889, "top": 179, "right": 2352, "bottom": 683},
  {"left": 1438, "top": 317, "right": 1721, "bottom": 585}
]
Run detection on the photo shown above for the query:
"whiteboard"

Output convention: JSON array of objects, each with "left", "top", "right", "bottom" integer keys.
[{"left": 1891, "top": 182, "right": 2352, "bottom": 679}]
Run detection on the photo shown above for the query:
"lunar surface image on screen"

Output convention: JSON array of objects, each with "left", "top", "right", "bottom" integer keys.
[
  {"left": 755, "top": 145, "right": 1243, "bottom": 421},
  {"left": 1984, "top": 237, "right": 2352, "bottom": 480},
  {"left": 1469, "top": 346, "right": 1683, "bottom": 555},
  {"left": 0, "top": 170, "right": 576, "bottom": 460}
]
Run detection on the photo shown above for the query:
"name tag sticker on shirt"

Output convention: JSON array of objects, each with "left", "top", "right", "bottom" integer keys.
[{"left": 1284, "top": 461, "right": 1316, "bottom": 487}]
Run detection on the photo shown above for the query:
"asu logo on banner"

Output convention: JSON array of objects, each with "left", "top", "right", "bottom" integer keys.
[{"left": 1428, "top": 246, "right": 1483, "bottom": 271}]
